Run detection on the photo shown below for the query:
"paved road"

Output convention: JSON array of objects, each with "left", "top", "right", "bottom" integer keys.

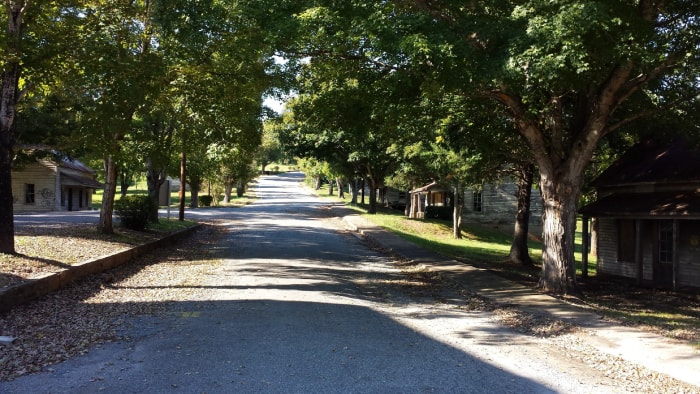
[{"left": 2, "top": 172, "right": 622, "bottom": 393}]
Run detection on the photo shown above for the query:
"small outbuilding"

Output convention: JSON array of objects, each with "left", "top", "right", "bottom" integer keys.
[
  {"left": 408, "top": 181, "right": 450, "bottom": 219},
  {"left": 579, "top": 139, "right": 700, "bottom": 290},
  {"left": 12, "top": 152, "right": 103, "bottom": 212}
]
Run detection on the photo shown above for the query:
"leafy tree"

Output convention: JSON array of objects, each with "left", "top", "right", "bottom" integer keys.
[
  {"left": 68, "top": 0, "right": 165, "bottom": 234},
  {"left": 257, "top": 119, "right": 284, "bottom": 173},
  {"left": 0, "top": 1, "right": 80, "bottom": 252},
  {"left": 393, "top": 0, "right": 700, "bottom": 295}
]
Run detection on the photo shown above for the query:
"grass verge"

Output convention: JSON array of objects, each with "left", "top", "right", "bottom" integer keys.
[{"left": 314, "top": 186, "right": 700, "bottom": 346}]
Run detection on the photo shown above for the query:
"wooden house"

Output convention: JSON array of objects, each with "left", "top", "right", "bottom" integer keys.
[
  {"left": 462, "top": 181, "right": 543, "bottom": 235},
  {"left": 12, "top": 155, "right": 102, "bottom": 212},
  {"left": 579, "top": 139, "right": 700, "bottom": 290},
  {"left": 408, "top": 181, "right": 450, "bottom": 219}
]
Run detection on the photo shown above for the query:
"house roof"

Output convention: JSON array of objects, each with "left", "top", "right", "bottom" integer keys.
[
  {"left": 579, "top": 191, "right": 700, "bottom": 218},
  {"left": 58, "top": 157, "right": 96, "bottom": 174},
  {"left": 16, "top": 145, "right": 97, "bottom": 175},
  {"left": 61, "top": 173, "right": 103, "bottom": 189},
  {"left": 410, "top": 181, "right": 447, "bottom": 194},
  {"left": 593, "top": 139, "right": 700, "bottom": 187}
]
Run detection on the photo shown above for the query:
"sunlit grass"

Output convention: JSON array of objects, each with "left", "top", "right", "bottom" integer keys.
[
  {"left": 319, "top": 184, "right": 596, "bottom": 272},
  {"left": 92, "top": 179, "right": 254, "bottom": 210}
]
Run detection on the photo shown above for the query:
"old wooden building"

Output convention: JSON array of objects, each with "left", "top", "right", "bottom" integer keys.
[
  {"left": 580, "top": 139, "right": 700, "bottom": 289},
  {"left": 12, "top": 155, "right": 102, "bottom": 212},
  {"left": 462, "top": 180, "right": 543, "bottom": 235}
]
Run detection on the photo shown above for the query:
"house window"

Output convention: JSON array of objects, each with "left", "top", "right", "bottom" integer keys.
[
  {"left": 617, "top": 219, "right": 636, "bottom": 262},
  {"left": 659, "top": 221, "right": 674, "bottom": 264},
  {"left": 473, "top": 191, "right": 482, "bottom": 212},
  {"left": 25, "top": 184, "right": 35, "bottom": 204}
]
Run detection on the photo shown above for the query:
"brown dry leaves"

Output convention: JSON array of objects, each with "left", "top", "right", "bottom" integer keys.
[
  {"left": 0, "top": 224, "right": 224, "bottom": 382},
  {"left": 1, "top": 225, "right": 169, "bottom": 289}
]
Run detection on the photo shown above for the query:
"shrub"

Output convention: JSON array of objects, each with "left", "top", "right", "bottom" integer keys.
[
  {"left": 114, "top": 195, "right": 155, "bottom": 231},
  {"left": 425, "top": 205, "right": 453, "bottom": 220},
  {"left": 198, "top": 195, "right": 213, "bottom": 207}
]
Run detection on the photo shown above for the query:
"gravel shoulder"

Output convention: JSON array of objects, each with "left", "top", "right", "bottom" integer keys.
[{"left": 0, "top": 223, "right": 224, "bottom": 381}]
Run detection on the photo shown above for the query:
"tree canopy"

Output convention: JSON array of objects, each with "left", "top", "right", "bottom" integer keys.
[{"left": 2, "top": 0, "right": 699, "bottom": 295}]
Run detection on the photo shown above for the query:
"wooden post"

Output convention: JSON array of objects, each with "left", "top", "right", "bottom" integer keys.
[
  {"left": 635, "top": 219, "right": 643, "bottom": 285},
  {"left": 672, "top": 219, "right": 679, "bottom": 291},
  {"left": 581, "top": 216, "right": 589, "bottom": 279}
]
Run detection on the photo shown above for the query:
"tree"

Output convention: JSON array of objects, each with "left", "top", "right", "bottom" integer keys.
[
  {"left": 398, "top": 0, "right": 700, "bottom": 294},
  {"left": 0, "top": 1, "right": 76, "bottom": 252},
  {"left": 257, "top": 120, "right": 283, "bottom": 173},
  {"left": 437, "top": 94, "right": 539, "bottom": 264},
  {"left": 68, "top": 0, "right": 165, "bottom": 234}
]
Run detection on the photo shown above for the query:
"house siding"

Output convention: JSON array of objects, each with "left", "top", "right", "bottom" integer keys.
[
  {"left": 12, "top": 162, "right": 58, "bottom": 212},
  {"left": 596, "top": 218, "right": 700, "bottom": 288},
  {"left": 12, "top": 158, "right": 99, "bottom": 213},
  {"left": 381, "top": 187, "right": 406, "bottom": 208},
  {"left": 463, "top": 181, "right": 543, "bottom": 234},
  {"left": 677, "top": 221, "right": 700, "bottom": 288},
  {"left": 595, "top": 218, "right": 643, "bottom": 279}
]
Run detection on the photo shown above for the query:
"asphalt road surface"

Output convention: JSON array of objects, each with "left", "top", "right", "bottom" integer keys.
[{"left": 2, "top": 172, "right": 622, "bottom": 393}]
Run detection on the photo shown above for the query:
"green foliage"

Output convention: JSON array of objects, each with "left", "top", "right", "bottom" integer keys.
[
  {"left": 424, "top": 205, "right": 453, "bottom": 221},
  {"left": 114, "top": 195, "right": 156, "bottom": 231},
  {"left": 198, "top": 195, "right": 213, "bottom": 207}
]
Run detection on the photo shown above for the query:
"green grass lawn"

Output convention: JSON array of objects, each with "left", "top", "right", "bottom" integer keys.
[
  {"left": 92, "top": 179, "right": 254, "bottom": 210},
  {"left": 263, "top": 163, "right": 298, "bottom": 173},
  {"left": 315, "top": 183, "right": 596, "bottom": 275}
]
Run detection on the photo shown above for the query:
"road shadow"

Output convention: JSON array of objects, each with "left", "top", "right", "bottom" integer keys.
[{"left": 0, "top": 298, "right": 555, "bottom": 393}]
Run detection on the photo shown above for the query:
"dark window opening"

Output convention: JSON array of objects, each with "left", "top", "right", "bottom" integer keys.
[
  {"left": 617, "top": 219, "right": 636, "bottom": 262},
  {"left": 659, "top": 221, "right": 674, "bottom": 264},
  {"left": 473, "top": 191, "right": 482, "bottom": 212},
  {"left": 25, "top": 184, "right": 35, "bottom": 204}
]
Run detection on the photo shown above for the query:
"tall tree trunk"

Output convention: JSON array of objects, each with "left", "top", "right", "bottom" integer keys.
[
  {"left": 350, "top": 178, "right": 358, "bottom": 205},
  {"left": 0, "top": 129, "right": 13, "bottom": 253},
  {"left": 189, "top": 175, "right": 201, "bottom": 208},
  {"left": 119, "top": 169, "right": 131, "bottom": 198},
  {"left": 236, "top": 181, "right": 245, "bottom": 197},
  {"left": 223, "top": 178, "right": 233, "bottom": 203},
  {"left": 360, "top": 179, "right": 365, "bottom": 205},
  {"left": 99, "top": 156, "right": 118, "bottom": 234},
  {"left": 328, "top": 178, "right": 334, "bottom": 195},
  {"left": 510, "top": 164, "right": 534, "bottom": 266},
  {"left": 178, "top": 137, "right": 186, "bottom": 221},
  {"left": 452, "top": 184, "right": 463, "bottom": 239},
  {"left": 367, "top": 176, "right": 378, "bottom": 214},
  {"left": 336, "top": 178, "right": 344, "bottom": 199},
  {"left": 0, "top": 65, "right": 17, "bottom": 253},
  {"left": 538, "top": 175, "right": 580, "bottom": 295},
  {"left": 0, "top": 2, "right": 29, "bottom": 254},
  {"left": 145, "top": 157, "right": 165, "bottom": 223}
]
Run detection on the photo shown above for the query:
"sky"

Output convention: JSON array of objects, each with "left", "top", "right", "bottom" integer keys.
[{"left": 263, "top": 96, "right": 285, "bottom": 115}]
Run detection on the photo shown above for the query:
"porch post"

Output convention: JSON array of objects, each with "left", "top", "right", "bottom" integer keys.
[
  {"left": 672, "top": 219, "right": 679, "bottom": 291},
  {"left": 55, "top": 172, "right": 61, "bottom": 211},
  {"left": 581, "top": 215, "right": 589, "bottom": 279},
  {"left": 635, "top": 219, "right": 643, "bottom": 285}
]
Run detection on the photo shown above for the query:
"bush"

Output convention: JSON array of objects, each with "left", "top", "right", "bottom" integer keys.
[
  {"left": 114, "top": 195, "right": 155, "bottom": 231},
  {"left": 425, "top": 205, "right": 453, "bottom": 220},
  {"left": 198, "top": 195, "right": 213, "bottom": 207}
]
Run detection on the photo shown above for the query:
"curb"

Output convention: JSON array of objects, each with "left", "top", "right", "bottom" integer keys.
[{"left": 0, "top": 224, "right": 201, "bottom": 313}]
